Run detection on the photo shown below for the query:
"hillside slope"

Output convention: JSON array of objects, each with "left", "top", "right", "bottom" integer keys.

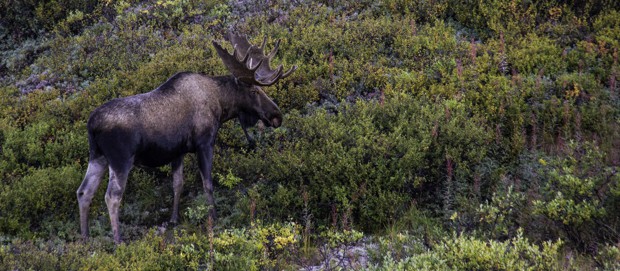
[{"left": 1, "top": 0, "right": 619, "bottom": 269}]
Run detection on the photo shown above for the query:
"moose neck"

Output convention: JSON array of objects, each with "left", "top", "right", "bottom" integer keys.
[{"left": 212, "top": 75, "right": 250, "bottom": 124}]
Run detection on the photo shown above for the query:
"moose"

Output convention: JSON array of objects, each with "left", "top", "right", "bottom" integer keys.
[{"left": 76, "top": 33, "right": 296, "bottom": 243}]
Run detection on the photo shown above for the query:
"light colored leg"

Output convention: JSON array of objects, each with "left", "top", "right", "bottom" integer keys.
[
  {"left": 77, "top": 156, "right": 108, "bottom": 240},
  {"left": 105, "top": 164, "right": 132, "bottom": 244}
]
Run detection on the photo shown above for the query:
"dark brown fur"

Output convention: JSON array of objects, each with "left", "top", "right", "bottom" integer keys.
[{"left": 76, "top": 72, "right": 282, "bottom": 243}]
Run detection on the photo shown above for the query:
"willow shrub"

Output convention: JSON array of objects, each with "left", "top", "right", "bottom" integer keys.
[
  {"left": 215, "top": 94, "right": 491, "bottom": 231},
  {"left": 0, "top": 0, "right": 619, "bottom": 262},
  {"left": 0, "top": 165, "right": 83, "bottom": 237},
  {"left": 1, "top": 222, "right": 568, "bottom": 271},
  {"left": 533, "top": 141, "right": 620, "bottom": 250},
  {"left": 1, "top": 221, "right": 301, "bottom": 271},
  {"left": 369, "top": 230, "right": 563, "bottom": 271}
]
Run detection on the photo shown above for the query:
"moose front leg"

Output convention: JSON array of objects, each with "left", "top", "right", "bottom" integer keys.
[
  {"left": 197, "top": 139, "right": 216, "bottom": 219},
  {"left": 170, "top": 156, "right": 185, "bottom": 224}
]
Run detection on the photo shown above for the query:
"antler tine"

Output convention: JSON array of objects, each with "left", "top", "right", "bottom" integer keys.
[
  {"left": 259, "top": 64, "right": 284, "bottom": 85},
  {"left": 214, "top": 32, "right": 296, "bottom": 86},
  {"left": 266, "top": 65, "right": 297, "bottom": 85},
  {"left": 229, "top": 34, "right": 252, "bottom": 57},
  {"left": 259, "top": 36, "right": 267, "bottom": 51},
  {"left": 257, "top": 64, "right": 298, "bottom": 86},
  {"left": 246, "top": 55, "right": 263, "bottom": 71},
  {"left": 239, "top": 47, "right": 251, "bottom": 63},
  {"left": 266, "top": 39, "right": 281, "bottom": 59},
  {"left": 280, "top": 65, "right": 298, "bottom": 79}
]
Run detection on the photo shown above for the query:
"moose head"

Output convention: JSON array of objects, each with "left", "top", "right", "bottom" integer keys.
[
  {"left": 76, "top": 33, "right": 296, "bottom": 243},
  {"left": 213, "top": 33, "right": 295, "bottom": 146}
]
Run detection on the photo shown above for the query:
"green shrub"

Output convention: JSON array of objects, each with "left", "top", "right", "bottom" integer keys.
[
  {"left": 593, "top": 10, "right": 620, "bottom": 49},
  {"left": 449, "top": 0, "right": 537, "bottom": 39},
  {"left": 0, "top": 110, "right": 87, "bottom": 179},
  {"left": 533, "top": 141, "right": 619, "bottom": 250},
  {"left": 0, "top": 0, "right": 99, "bottom": 41},
  {"left": 0, "top": 165, "right": 83, "bottom": 237},
  {"left": 476, "top": 185, "right": 526, "bottom": 239},
  {"left": 220, "top": 95, "right": 491, "bottom": 231},
  {"left": 78, "top": 222, "right": 300, "bottom": 270},
  {"left": 1, "top": 0, "right": 619, "bottom": 267},
  {"left": 80, "top": 230, "right": 193, "bottom": 270},
  {"left": 0, "top": 238, "right": 94, "bottom": 271},
  {"left": 508, "top": 33, "right": 565, "bottom": 76},
  {"left": 595, "top": 244, "right": 620, "bottom": 270},
  {"left": 370, "top": 230, "right": 563, "bottom": 271},
  {"left": 368, "top": 209, "right": 443, "bottom": 266}
]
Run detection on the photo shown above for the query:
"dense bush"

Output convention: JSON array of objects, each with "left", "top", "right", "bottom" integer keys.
[
  {"left": 533, "top": 142, "right": 619, "bottom": 251},
  {"left": 0, "top": 166, "right": 83, "bottom": 237},
  {"left": 0, "top": 0, "right": 99, "bottom": 39},
  {"left": 1, "top": 223, "right": 579, "bottom": 270},
  {"left": 1, "top": 0, "right": 619, "bottom": 269},
  {"left": 370, "top": 229, "right": 564, "bottom": 271},
  {"left": 218, "top": 95, "right": 492, "bottom": 231}
]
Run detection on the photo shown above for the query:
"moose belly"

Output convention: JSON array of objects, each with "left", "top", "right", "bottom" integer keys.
[{"left": 134, "top": 141, "right": 193, "bottom": 167}]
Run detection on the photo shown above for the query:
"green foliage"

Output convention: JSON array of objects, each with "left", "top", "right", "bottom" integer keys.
[
  {"left": 534, "top": 177, "right": 602, "bottom": 226},
  {"left": 508, "top": 33, "right": 564, "bottom": 75},
  {"left": 477, "top": 185, "right": 525, "bottom": 239},
  {"left": 79, "top": 230, "right": 197, "bottom": 270},
  {"left": 593, "top": 10, "right": 620, "bottom": 48},
  {"left": 1, "top": 0, "right": 620, "bottom": 268},
  {"left": 0, "top": 238, "right": 95, "bottom": 271},
  {"left": 368, "top": 211, "right": 441, "bottom": 267},
  {"left": 113, "top": 0, "right": 228, "bottom": 30},
  {"left": 0, "top": 166, "right": 83, "bottom": 237},
  {"left": 216, "top": 169, "right": 242, "bottom": 189},
  {"left": 184, "top": 195, "right": 212, "bottom": 226},
  {"left": 0, "top": 88, "right": 87, "bottom": 181},
  {"left": 320, "top": 228, "right": 364, "bottom": 248},
  {"left": 0, "top": 37, "right": 49, "bottom": 74},
  {"left": 438, "top": 230, "right": 562, "bottom": 271},
  {"left": 595, "top": 244, "right": 620, "bottom": 271},
  {"left": 0, "top": 0, "right": 99, "bottom": 41},
  {"left": 0, "top": 222, "right": 301, "bottom": 270},
  {"left": 370, "top": 230, "right": 563, "bottom": 271},
  {"left": 450, "top": 0, "right": 538, "bottom": 39},
  {"left": 221, "top": 95, "right": 491, "bottom": 231},
  {"left": 209, "top": 221, "right": 300, "bottom": 270},
  {"left": 0, "top": 226, "right": 248, "bottom": 270},
  {"left": 533, "top": 141, "right": 619, "bottom": 249}
]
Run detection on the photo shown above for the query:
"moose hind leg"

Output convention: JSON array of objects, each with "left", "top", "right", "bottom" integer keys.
[
  {"left": 105, "top": 163, "right": 132, "bottom": 244},
  {"left": 77, "top": 156, "right": 108, "bottom": 240}
]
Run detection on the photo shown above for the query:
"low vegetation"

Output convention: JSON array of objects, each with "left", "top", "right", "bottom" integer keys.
[{"left": 1, "top": 0, "right": 619, "bottom": 269}]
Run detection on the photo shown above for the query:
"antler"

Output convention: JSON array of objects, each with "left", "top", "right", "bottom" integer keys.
[{"left": 212, "top": 33, "right": 297, "bottom": 86}]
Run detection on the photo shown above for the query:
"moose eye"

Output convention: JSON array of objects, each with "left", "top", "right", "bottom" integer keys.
[{"left": 250, "top": 87, "right": 260, "bottom": 94}]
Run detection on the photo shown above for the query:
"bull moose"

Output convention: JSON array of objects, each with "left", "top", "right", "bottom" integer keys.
[{"left": 76, "top": 33, "right": 296, "bottom": 243}]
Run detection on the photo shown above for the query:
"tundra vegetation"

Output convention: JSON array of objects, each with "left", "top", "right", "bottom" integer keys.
[{"left": 0, "top": 0, "right": 619, "bottom": 270}]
